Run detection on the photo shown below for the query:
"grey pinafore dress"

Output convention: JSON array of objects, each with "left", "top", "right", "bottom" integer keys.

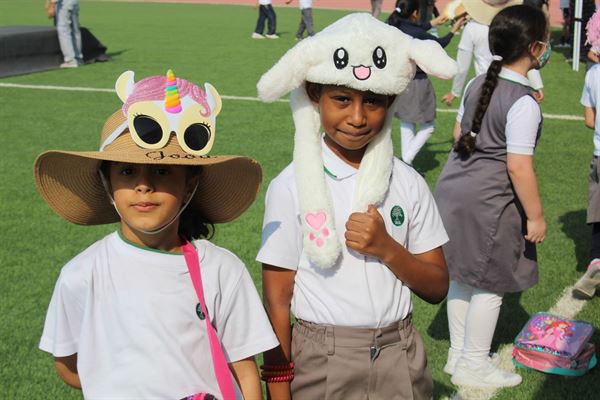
[{"left": 434, "top": 75, "right": 542, "bottom": 293}]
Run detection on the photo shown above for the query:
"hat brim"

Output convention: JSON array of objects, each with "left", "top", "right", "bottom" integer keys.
[
  {"left": 462, "top": 0, "right": 523, "bottom": 26},
  {"left": 34, "top": 148, "right": 262, "bottom": 225}
]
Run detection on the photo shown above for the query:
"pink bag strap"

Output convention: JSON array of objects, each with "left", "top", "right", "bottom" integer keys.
[{"left": 182, "top": 241, "right": 236, "bottom": 400}]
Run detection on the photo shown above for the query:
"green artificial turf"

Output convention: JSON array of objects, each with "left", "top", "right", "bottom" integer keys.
[{"left": 1, "top": 1, "right": 599, "bottom": 398}]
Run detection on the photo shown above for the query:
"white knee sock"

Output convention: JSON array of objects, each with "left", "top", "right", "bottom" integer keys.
[
  {"left": 463, "top": 287, "right": 503, "bottom": 365},
  {"left": 447, "top": 281, "right": 504, "bottom": 365},
  {"left": 400, "top": 121, "right": 434, "bottom": 165},
  {"left": 447, "top": 280, "right": 472, "bottom": 356}
]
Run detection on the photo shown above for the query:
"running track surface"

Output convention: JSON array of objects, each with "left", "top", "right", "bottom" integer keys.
[{"left": 141, "top": 0, "right": 599, "bottom": 27}]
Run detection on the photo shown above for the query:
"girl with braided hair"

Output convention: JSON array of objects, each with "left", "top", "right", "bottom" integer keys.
[{"left": 434, "top": 4, "right": 549, "bottom": 388}]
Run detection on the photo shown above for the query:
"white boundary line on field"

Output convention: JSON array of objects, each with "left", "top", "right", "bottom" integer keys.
[
  {"left": 444, "top": 285, "right": 588, "bottom": 400},
  {"left": 0, "top": 82, "right": 585, "bottom": 121}
]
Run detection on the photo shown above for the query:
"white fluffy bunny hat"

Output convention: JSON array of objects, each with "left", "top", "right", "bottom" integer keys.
[{"left": 257, "top": 13, "right": 457, "bottom": 269}]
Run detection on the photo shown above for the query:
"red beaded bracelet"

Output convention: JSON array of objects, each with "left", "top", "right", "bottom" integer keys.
[
  {"left": 260, "top": 362, "right": 295, "bottom": 371},
  {"left": 261, "top": 373, "right": 294, "bottom": 383}
]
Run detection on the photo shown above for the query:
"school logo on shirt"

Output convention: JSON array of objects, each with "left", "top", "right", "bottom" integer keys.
[
  {"left": 196, "top": 303, "right": 205, "bottom": 320},
  {"left": 390, "top": 205, "right": 404, "bottom": 226}
]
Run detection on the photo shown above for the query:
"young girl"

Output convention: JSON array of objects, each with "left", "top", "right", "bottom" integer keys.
[
  {"left": 36, "top": 70, "right": 278, "bottom": 399},
  {"left": 387, "top": 0, "right": 466, "bottom": 166},
  {"left": 574, "top": 9, "right": 600, "bottom": 299},
  {"left": 255, "top": 13, "right": 457, "bottom": 400},
  {"left": 434, "top": 5, "right": 548, "bottom": 388}
]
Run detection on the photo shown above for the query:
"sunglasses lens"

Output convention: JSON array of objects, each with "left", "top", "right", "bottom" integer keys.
[
  {"left": 184, "top": 123, "right": 211, "bottom": 151},
  {"left": 133, "top": 115, "right": 163, "bottom": 145}
]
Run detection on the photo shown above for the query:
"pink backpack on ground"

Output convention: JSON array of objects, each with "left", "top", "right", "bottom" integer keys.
[{"left": 512, "top": 312, "right": 597, "bottom": 376}]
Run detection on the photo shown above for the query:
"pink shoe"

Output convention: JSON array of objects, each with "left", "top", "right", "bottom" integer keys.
[{"left": 573, "top": 259, "right": 600, "bottom": 299}]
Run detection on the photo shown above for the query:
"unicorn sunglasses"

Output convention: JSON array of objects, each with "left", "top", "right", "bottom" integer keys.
[
  {"left": 100, "top": 100, "right": 216, "bottom": 156},
  {"left": 129, "top": 111, "right": 213, "bottom": 155}
]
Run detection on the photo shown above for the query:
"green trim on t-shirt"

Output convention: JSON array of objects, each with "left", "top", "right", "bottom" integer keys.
[{"left": 117, "top": 230, "right": 183, "bottom": 255}]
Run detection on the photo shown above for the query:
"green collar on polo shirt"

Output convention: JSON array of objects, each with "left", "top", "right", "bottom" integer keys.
[
  {"left": 117, "top": 230, "right": 183, "bottom": 255},
  {"left": 498, "top": 67, "right": 533, "bottom": 90}
]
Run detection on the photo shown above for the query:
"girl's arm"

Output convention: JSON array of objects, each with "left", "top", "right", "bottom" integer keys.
[
  {"left": 230, "top": 356, "right": 261, "bottom": 399},
  {"left": 345, "top": 205, "right": 449, "bottom": 304},
  {"left": 584, "top": 106, "right": 596, "bottom": 129},
  {"left": 262, "top": 264, "right": 295, "bottom": 400},
  {"left": 54, "top": 354, "right": 81, "bottom": 389},
  {"left": 443, "top": 47, "right": 473, "bottom": 105},
  {"left": 452, "top": 120, "right": 461, "bottom": 142},
  {"left": 507, "top": 154, "right": 546, "bottom": 243}
]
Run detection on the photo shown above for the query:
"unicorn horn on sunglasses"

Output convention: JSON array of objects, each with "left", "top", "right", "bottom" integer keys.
[{"left": 165, "top": 69, "right": 182, "bottom": 113}]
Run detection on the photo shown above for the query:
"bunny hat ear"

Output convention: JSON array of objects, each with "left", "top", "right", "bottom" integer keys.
[
  {"left": 408, "top": 39, "right": 458, "bottom": 79},
  {"left": 257, "top": 13, "right": 457, "bottom": 269}
]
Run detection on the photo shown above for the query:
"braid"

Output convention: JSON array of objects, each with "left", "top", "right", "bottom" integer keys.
[{"left": 454, "top": 60, "right": 503, "bottom": 157}]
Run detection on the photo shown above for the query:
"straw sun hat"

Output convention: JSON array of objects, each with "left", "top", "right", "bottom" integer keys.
[
  {"left": 462, "top": 0, "right": 522, "bottom": 26},
  {"left": 34, "top": 70, "right": 262, "bottom": 226}
]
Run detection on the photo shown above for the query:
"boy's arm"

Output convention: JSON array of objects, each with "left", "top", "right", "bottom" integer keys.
[
  {"left": 230, "top": 356, "right": 262, "bottom": 399},
  {"left": 584, "top": 106, "right": 596, "bottom": 129},
  {"left": 345, "top": 205, "right": 449, "bottom": 304},
  {"left": 507, "top": 153, "right": 546, "bottom": 243},
  {"left": 262, "top": 264, "right": 295, "bottom": 400},
  {"left": 54, "top": 354, "right": 81, "bottom": 389}
]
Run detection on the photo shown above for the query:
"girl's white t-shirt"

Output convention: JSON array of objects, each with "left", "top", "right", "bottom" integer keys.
[
  {"left": 39, "top": 232, "right": 278, "bottom": 399},
  {"left": 257, "top": 140, "right": 448, "bottom": 328},
  {"left": 581, "top": 64, "right": 600, "bottom": 155}
]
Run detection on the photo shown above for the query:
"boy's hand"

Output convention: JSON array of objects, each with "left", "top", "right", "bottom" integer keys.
[
  {"left": 442, "top": 92, "right": 456, "bottom": 106},
  {"left": 524, "top": 217, "right": 546, "bottom": 244},
  {"left": 345, "top": 204, "right": 391, "bottom": 259}
]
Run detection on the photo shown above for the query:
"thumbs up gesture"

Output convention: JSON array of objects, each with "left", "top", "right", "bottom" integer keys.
[{"left": 345, "top": 204, "right": 391, "bottom": 259}]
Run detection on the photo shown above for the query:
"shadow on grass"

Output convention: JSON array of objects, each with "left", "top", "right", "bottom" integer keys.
[
  {"left": 427, "top": 293, "right": 531, "bottom": 351},
  {"left": 412, "top": 138, "right": 453, "bottom": 175},
  {"left": 433, "top": 378, "right": 455, "bottom": 399},
  {"left": 559, "top": 210, "right": 591, "bottom": 273},
  {"left": 532, "top": 328, "right": 600, "bottom": 399}
]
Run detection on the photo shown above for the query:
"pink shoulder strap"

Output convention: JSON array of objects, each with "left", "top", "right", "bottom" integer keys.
[{"left": 182, "top": 241, "right": 236, "bottom": 400}]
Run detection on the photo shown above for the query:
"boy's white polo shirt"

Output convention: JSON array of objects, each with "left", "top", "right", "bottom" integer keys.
[{"left": 257, "top": 139, "right": 448, "bottom": 328}]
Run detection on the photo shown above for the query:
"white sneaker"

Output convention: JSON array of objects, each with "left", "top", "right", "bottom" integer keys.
[
  {"left": 265, "top": 33, "right": 279, "bottom": 39},
  {"left": 251, "top": 32, "right": 264, "bottom": 39},
  {"left": 443, "top": 350, "right": 500, "bottom": 375},
  {"left": 451, "top": 358, "right": 522, "bottom": 388},
  {"left": 573, "top": 258, "right": 600, "bottom": 299},
  {"left": 60, "top": 59, "right": 79, "bottom": 68}
]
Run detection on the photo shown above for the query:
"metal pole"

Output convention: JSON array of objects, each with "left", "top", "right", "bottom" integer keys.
[{"left": 572, "top": 0, "right": 583, "bottom": 71}]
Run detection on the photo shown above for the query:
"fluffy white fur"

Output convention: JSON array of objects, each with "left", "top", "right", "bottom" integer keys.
[{"left": 257, "top": 13, "right": 457, "bottom": 268}]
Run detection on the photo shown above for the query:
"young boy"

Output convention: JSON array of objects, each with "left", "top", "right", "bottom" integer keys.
[{"left": 255, "top": 13, "right": 457, "bottom": 399}]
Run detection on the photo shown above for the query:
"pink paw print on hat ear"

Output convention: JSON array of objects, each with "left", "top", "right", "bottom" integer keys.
[{"left": 305, "top": 210, "right": 330, "bottom": 248}]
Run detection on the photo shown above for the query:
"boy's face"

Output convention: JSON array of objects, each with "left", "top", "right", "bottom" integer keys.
[
  {"left": 108, "top": 162, "right": 194, "bottom": 237},
  {"left": 311, "top": 85, "right": 390, "bottom": 157}
]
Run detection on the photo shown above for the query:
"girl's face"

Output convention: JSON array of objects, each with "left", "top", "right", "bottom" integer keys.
[
  {"left": 310, "top": 85, "right": 390, "bottom": 166},
  {"left": 108, "top": 163, "right": 196, "bottom": 248}
]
